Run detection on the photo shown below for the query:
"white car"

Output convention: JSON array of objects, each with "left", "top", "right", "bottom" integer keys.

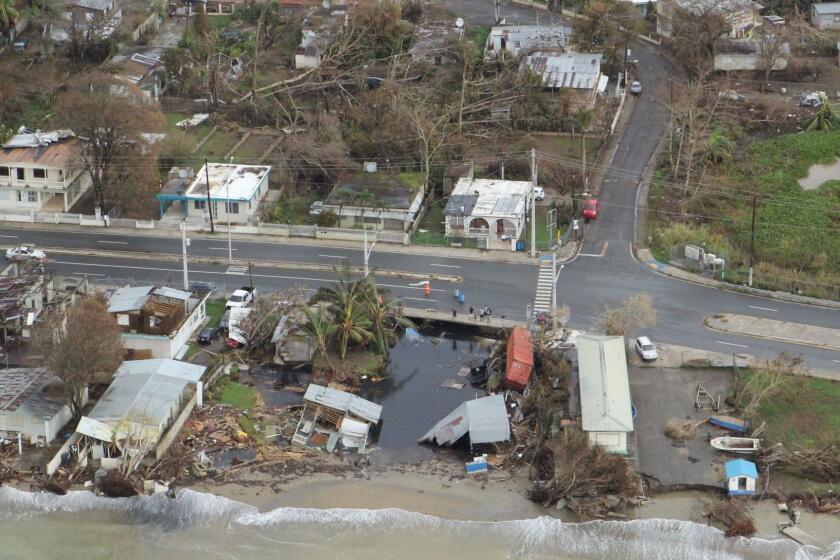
[
  {"left": 225, "top": 287, "right": 255, "bottom": 309},
  {"left": 6, "top": 246, "right": 47, "bottom": 263},
  {"left": 635, "top": 336, "right": 658, "bottom": 361},
  {"left": 534, "top": 186, "right": 545, "bottom": 201},
  {"left": 630, "top": 81, "right": 642, "bottom": 95},
  {"left": 309, "top": 201, "right": 324, "bottom": 216}
]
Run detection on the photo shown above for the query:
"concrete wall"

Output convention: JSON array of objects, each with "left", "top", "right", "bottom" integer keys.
[
  {"left": 154, "top": 391, "right": 197, "bottom": 459},
  {"left": 812, "top": 9, "right": 840, "bottom": 29},
  {"left": 46, "top": 432, "right": 88, "bottom": 475},
  {"left": 714, "top": 53, "right": 788, "bottom": 71},
  {"left": 120, "top": 295, "right": 208, "bottom": 359}
]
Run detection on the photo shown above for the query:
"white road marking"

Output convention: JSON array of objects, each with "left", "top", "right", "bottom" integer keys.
[
  {"left": 716, "top": 341, "right": 749, "bottom": 348},
  {"left": 73, "top": 272, "right": 105, "bottom": 276},
  {"left": 834, "top": 360, "right": 840, "bottom": 363},
  {"left": 52, "top": 260, "right": 447, "bottom": 292},
  {"left": 97, "top": 240, "right": 128, "bottom": 245},
  {"left": 403, "top": 297, "right": 438, "bottom": 303},
  {"left": 209, "top": 247, "right": 237, "bottom": 251},
  {"left": 318, "top": 254, "right": 348, "bottom": 259},
  {"left": 748, "top": 305, "right": 778, "bottom": 312},
  {"left": 578, "top": 253, "right": 605, "bottom": 258},
  {"left": 0, "top": 235, "right": 19, "bottom": 238},
  {"left": 429, "top": 263, "right": 461, "bottom": 269}
]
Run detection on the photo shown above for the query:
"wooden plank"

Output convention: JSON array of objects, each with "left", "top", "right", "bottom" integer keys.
[{"left": 780, "top": 526, "right": 827, "bottom": 549}]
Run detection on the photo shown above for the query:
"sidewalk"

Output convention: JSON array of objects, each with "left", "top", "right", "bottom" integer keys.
[
  {"left": 704, "top": 313, "right": 840, "bottom": 352},
  {"left": 635, "top": 247, "right": 840, "bottom": 310}
]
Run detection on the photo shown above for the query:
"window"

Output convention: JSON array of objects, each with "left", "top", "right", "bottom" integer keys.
[
  {"left": 32, "top": 168, "right": 46, "bottom": 179},
  {"left": 16, "top": 169, "right": 25, "bottom": 181},
  {"left": 211, "top": 202, "right": 219, "bottom": 217},
  {"left": 18, "top": 192, "right": 38, "bottom": 203},
  {"left": 225, "top": 202, "right": 239, "bottom": 214},
  {"left": 194, "top": 200, "right": 206, "bottom": 210},
  {"left": 0, "top": 167, "right": 8, "bottom": 177}
]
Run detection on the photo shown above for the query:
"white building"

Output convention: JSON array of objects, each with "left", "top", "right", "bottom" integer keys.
[
  {"left": 577, "top": 334, "right": 633, "bottom": 455},
  {"left": 0, "top": 368, "right": 85, "bottom": 444},
  {"left": 0, "top": 128, "right": 91, "bottom": 213},
  {"left": 485, "top": 24, "right": 572, "bottom": 59},
  {"left": 811, "top": 2, "right": 840, "bottom": 29},
  {"left": 657, "top": 0, "right": 764, "bottom": 39},
  {"left": 107, "top": 285, "right": 210, "bottom": 359},
  {"left": 725, "top": 459, "right": 758, "bottom": 496},
  {"left": 156, "top": 163, "right": 272, "bottom": 225},
  {"left": 522, "top": 52, "right": 608, "bottom": 105},
  {"left": 76, "top": 359, "right": 206, "bottom": 465},
  {"left": 444, "top": 176, "right": 533, "bottom": 247}
]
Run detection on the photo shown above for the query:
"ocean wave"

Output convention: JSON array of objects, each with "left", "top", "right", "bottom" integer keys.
[{"left": 1, "top": 486, "right": 838, "bottom": 559}]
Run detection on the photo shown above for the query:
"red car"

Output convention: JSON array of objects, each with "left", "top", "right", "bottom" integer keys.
[{"left": 582, "top": 199, "right": 599, "bottom": 220}]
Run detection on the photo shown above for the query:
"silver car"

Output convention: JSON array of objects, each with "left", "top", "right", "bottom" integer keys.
[
  {"left": 635, "top": 336, "right": 658, "bottom": 361},
  {"left": 630, "top": 81, "right": 642, "bottom": 95}
]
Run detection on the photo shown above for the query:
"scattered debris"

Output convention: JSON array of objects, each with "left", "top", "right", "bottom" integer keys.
[
  {"left": 702, "top": 498, "right": 756, "bottom": 537},
  {"left": 419, "top": 394, "right": 511, "bottom": 447},
  {"left": 664, "top": 419, "right": 699, "bottom": 442}
]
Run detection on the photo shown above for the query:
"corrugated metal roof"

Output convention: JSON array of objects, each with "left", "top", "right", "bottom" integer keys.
[
  {"left": 725, "top": 459, "right": 757, "bottom": 479},
  {"left": 814, "top": 2, "right": 840, "bottom": 13},
  {"left": 577, "top": 334, "right": 633, "bottom": 433},
  {"left": 303, "top": 384, "right": 383, "bottom": 424},
  {"left": 107, "top": 285, "right": 153, "bottom": 313},
  {"left": 153, "top": 287, "right": 191, "bottom": 301},
  {"left": 0, "top": 368, "right": 67, "bottom": 419},
  {"left": 522, "top": 52, "right": 602, "bottom": 90},
  {"left": 419, "top": 394, "right": 510, "bottom": 445},
  {"left": 77, "top": 359, "right": 206, "bottom": 442}
]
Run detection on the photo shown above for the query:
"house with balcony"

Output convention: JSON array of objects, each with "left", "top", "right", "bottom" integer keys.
[
  {"left": 52, "top": 0, "right": 122, "bottom": 42},
  {"left": 155, "top": 163, "right": 272, "bottom": 225},
  {"left": 0, "top": 128, "right": 91, "bottom": 213},
  {"left": 443, "top": 176, "right": 533, "bottom": 250}
]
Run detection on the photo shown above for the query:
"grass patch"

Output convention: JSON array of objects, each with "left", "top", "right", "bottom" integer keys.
[
  {"left": 205, "top": 298, "right": 226, "bottom": 327},
  {"left": 466, "top": 25, "right": 490, "bottom": 58},
  {"left": 416, "top": 199, "right": 446, "bottom": 233},
  {"left": 752, "top": 375, "right": 840, "bottom": 449},
  {"left": 262, "top": 192, "right": 318, "bottom": 225},
  {"left": 232, "top": 134, "right": 275, "bottom": 162},
  {"left": 208, "top": 14, "right": 233, "bottom": 31},
  {"left": 397, "top": 171, "right": 426, "bottom": 191},
  {"left": 200, "top": 130, "right": 240, "bottom": 159},
  {"left": 219, "top": 380, "right": 258, "bottom": 410},
  {"left": 183, "top": 343, "right": 202, "bottom": 361},
  {"left": 522, "top": 205, "right": 559, "bottom": 249}
]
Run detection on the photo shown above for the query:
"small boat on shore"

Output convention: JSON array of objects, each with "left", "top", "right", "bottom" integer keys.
[
  {"left": 708, "top": 415, "right": 750, "bottom": 432},
  {"left": 711, "top": 436, "right": 760, "bottom": 454}
]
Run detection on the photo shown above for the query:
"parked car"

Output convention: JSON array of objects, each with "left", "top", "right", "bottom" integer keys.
[
  {"left": 718, "top": 90, "right": 744, "bottom": 101},
  {"left": 225, "top": 286, "right": 255, "bottom": 309},
  {"left": 800, "top": 93, "right": 822, "bottom": 108},
  {"left": 635, "top": 336, "right": 658, "bottom": 361},
  {"left": 197, "top": 326, "right": 221, "bottom": 344},
  {"left": 581, "top": 199, "right": 599, "bottom": 220},
  {"left": 6, "top": 246, "right": 47, "bottom": 263},
  {"left": 309, "top": 201, "right": 324, "bottom": 216},
  {"left": 533, "top": 186, "right": 545, "bottom": 201},
  {"left": 12, "top": 39, "right": 30, "bottom": 53},
  {"left": 630, "top": 81, "right": 642, "bottom": 95}
]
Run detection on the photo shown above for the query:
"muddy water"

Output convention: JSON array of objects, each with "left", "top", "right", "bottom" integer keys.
[
  {"left": 798, "top": 159, "right": 840, "bottom": 190},
  {"left": 1, "top": 487, "right": 838, "bottom": 560}
]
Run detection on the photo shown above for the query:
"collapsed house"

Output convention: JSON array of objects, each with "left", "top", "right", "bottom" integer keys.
[
  {"left": 271, "top": 314, "right": 314, "bottom": 365},
  {"left": 107, "top": 285, "right": 210, "bottom": 359},
  {"left": 291, "top": 384, "right": 382, "bottom": 453},
  {"left": 75, "top": 359, "right": 206, "bottom": 468},
  {"left": 419, "top": 394, "right": 511, "bottom": 448}
]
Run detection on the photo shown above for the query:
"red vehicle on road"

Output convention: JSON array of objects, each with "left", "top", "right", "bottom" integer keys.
[{"left": 581, "top": 199, "right": 599, "bottom": 220}]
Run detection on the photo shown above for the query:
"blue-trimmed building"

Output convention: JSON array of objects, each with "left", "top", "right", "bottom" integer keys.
[
  {"left": 156, "top": 163, "right": 271, "bottom": 225},
  {"left": 724, "top": 459, "right": 758, "bottom": 496}
]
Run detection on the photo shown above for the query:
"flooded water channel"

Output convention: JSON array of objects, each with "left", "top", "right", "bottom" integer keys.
[{"left": 248, "top": 325, "right": 497, "bottom": 463}]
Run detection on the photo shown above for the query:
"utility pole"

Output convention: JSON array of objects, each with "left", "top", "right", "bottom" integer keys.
[
  {"left": 552, "top": 252, "right": 557, "bottom": 332},
  {"left": 749, "top": 194, "right": 757, "bottom": 287},
  {"left": 530, "top": 148, "right": 537, "bottom": 257},
  {"left": 181, "top": 220, "right": 189, "bottom": 290},
  {"left": 204, "top": 158, "right": 215, "bottom": 233}
]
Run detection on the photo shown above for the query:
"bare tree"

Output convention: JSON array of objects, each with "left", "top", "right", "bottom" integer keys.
[
  {"left": 755, "top": 27, "right": 789, "bottom": 88},
  {"left": 54, "top": 73, "right": 164, "bottom": 214},
  {"left": 596, "top": 292, "right": 657, "bottom": 336},
  {"left": 29, "top": 296, "right": 124, "bottom": 421},
  {"left": 237, "top": 289, "right": 305, "bottom": 353},
  {"left": 395, "top": 88, "right": 452, "bottom": 190}
]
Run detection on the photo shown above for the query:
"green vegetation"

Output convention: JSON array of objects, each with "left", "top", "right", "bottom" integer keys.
[
  {"left": 263, "top": 192, "right": 318, "bottom": 225},
  {"left": 522, "top": 205, "right": 559, "bottom": 249},
  {"left": 397, "top": 171, "right": 426, "bottom": 191},
  {"left": 200, "top": 129, "right": 240, "bottom": 159},
  {"left": 466, "top": 25, "right": 490, "bottom": 58},
  {"left": 205, "top": 299, "right": 226, "bottom": 327},
  {"left": 219, "top": 380, "right": 258, "bottom": 410},
  {"left": 208, "top": 14, "right": 233, "bottom": 32},
  {"left": 753, "top": 376, "right": 840, "bottom": 449}
]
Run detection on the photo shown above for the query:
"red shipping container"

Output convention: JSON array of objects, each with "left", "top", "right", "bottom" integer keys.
[{"left": 504, "top": 326, "right": 534, "bottom": 391}]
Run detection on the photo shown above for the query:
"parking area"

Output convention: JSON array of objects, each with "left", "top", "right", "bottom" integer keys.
[{"left": 630, "top": 366, "right": 733, "bottom": 489}]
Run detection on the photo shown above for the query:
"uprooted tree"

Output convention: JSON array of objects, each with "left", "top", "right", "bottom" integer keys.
[
  {"left": 29, "top": 296, "right": 124, "bottom": 421},
  {"left": 596, "top": 292, "right": 657, "bottom": 336}
]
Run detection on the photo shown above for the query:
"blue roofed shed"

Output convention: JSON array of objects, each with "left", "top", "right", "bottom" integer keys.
[{"left": 725, "top": 459, "right": 758, "bottom": 496}]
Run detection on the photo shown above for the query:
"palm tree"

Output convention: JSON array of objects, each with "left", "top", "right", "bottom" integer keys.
[
  {"left": 318, "top": 276, "right": 373, "bottom": 360},
  {"left": 359, "top": 277, "right": 414, "bottom": 355},
  {"left": 298, "top": 304, "right": 335, "bottom": 371},
  {"left": 0, "top": 0, "right": 20, "bottom": 29},
  {"left": 806, "top": 97, "right": 840, "bottom": 131}
]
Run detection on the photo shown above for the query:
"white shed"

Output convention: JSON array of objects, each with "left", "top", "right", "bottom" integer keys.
[
  {"left": 0, "top": 368, "right": 84, "bottom": 443},
  {"left": 577, "top": 335, "right": 634, "bottom": 454}
]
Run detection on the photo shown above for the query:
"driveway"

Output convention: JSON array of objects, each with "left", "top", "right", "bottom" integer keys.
[{"left": 150, "top": 15, "right": 187, "bottom": 48}]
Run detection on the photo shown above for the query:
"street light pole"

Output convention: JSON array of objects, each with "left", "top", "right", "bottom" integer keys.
[
  {"left": 227, "top": 157, "right": 233, "bottom": 262},
  {"left": 530, "top": 148, "right": 537, "bottom": 257},
  {"left": 363, "top": 229, "right": 376, "bottom": 277},
  {"left": 552, "top": 257, "right": 565, "bottom": 333},
  {"left": 181, "top": 220, "right": 189, "bottom": 290}
]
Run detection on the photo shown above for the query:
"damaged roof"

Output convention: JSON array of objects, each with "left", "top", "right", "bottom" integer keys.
[
  {"left": 107, "top": 285, "right": 154, "bottom": 313},
  {"left": 522, "top": 52, "right": 603, "bottom": 90},
  {"left": 303, "top": 384, "right": 382, "bottom": 424},
  {"left": 0, "top": 368, "right": 67, "bottom": 419},
  {"left": 419, "top": 394, "right": 510, "bottom": 446}
]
